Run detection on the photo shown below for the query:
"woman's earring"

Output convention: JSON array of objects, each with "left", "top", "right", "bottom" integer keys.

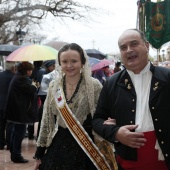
[{"left": 80, "top": 66, "right": 84, "bottom": 73}]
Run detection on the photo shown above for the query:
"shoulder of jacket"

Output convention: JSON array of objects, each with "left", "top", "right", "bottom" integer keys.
[
  {"left": 49, "top": 80, "right": 55, "bottom": 88},
  {"left": 90, "top": 77, "right": 102, "bottom": 87}
]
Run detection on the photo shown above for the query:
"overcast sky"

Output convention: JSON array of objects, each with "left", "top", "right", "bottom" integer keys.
[{"left": 41, "top": 0, "right": 158, "bottom": 56}]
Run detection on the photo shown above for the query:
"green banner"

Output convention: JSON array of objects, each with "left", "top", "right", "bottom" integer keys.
[{"left": 145, "top": 1, "right": 170, "bottom": 49}]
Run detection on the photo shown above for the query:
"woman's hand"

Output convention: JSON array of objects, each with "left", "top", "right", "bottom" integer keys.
[
  {"left": 33, "top": 159, "right": 41, "bottom": 170},
  {"left": 103, "top": 117, "right": 116, "bottom": 125},
  {"left": 32, "top": 81, "right": 40, "bottom": 88}
]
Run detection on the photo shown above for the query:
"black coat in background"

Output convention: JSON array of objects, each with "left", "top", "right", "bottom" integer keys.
[
  {"left": 5, "top": 74, "right": 37, "bottom": 123},
  {"left": 0, "top": 70, "right": 14, "bottom": 111}
]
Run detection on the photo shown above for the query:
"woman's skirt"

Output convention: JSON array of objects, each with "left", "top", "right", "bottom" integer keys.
[{"left": 39, "top": 126, "right": 97, "bottom": 170}]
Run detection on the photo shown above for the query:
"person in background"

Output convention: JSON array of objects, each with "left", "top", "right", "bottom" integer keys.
[
  {"left": 4, "top": 62, "right": 38, "bottom": 163},
  {"left": 30, "top": 61, "right": 43, "bottom": 82},
  {"left": 0, "top": 66, "right": 3, "bottom": 72},
  {"left": 103, "top": 66, "right": 112, "bottom": 77},
  {"left": 0, "top": 61, "right": 16, "bottom": 150},
  {"left": 27, "top": 61, "right": 43, "bottom": 140},
  {"left": 36, "top": 60, "right": 56, "bottom": 139},
  {"left": 33, "top": 43, "right": 103, "bottom": 170},
  {"left": 153, "top": 60, "right": 158, "bottom": 66},
  {"left": 114, "top": 61, "right": 122, "bottom": 73},
  {"left": 39, "top": 70, "right": 56, "bottom": 94},
  {"left": 36, "top": 60, "right": 55, "bottom": 85},
  {"left": 92, "top": 29, "right": 170, "bottom": 170},
  {"left": 93, "top": 68, "right": 107, "bottom": 85}
]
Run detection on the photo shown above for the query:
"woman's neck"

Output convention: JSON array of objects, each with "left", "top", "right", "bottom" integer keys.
[
  {"left": 63, "top": 74, "right": 83, "bottom": 103},
  {"left": 65, "top": 74, "right": 81, "bottom": 85}
]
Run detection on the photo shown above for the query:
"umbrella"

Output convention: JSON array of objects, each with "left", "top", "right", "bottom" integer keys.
[
  {"left": 45, "top": 41, "right": 68, "bottom": 50},
  {"left": 5, "top": 44, "right": 58, "bottom": 61},
  {"left": 88, "top": 57, "right": 100, "bottom": 67},
  {"left": 91, "top": 59, "right": 113, "bottom": 71},
  {"left": 85, "top": 49, "right": 107, "bottom": 60},
  {"left": 0, "top": 44, "right": 19, "bottom": 56}
]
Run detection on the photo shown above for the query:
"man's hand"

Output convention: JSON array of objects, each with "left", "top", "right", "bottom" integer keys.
[{"left": 115, "top": 125, "right": 146, "bottom": 148}]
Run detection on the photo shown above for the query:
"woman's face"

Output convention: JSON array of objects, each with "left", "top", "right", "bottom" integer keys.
[
  {"left": 26, "top": 70, "right": 33, "bottom": 77},
  {"left": 59, "top": 49, "right": 83, "bottom": 78}
]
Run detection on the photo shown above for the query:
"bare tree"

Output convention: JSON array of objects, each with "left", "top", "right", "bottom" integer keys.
[{"left": 0, "top": 0, "right": 98, "bottom": 44}]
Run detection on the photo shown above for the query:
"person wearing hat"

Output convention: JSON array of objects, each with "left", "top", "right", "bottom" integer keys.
[
  {"left": 36, "top": 60, "right": 55, "bottom": 84},
  {"left": 36, "top": 60, "right": 56, "bottom": 139}
]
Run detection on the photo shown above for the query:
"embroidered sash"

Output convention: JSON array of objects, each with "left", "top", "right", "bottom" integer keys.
[{"left": 54, "top": 88, "right": 111, "bottom": 170}]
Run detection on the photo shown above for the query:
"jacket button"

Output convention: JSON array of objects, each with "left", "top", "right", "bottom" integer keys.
[
  {"left": 159, "top": 129, "right": 161, "bottom": 132},
  {"left": 152, "top": 107, "right": 155, "bottom": 110},
  {"left": 161, "top": 141, "right": 164, "bottom": 144},
  {"left": 155, "top": 119, "right": 158, "bottom": 121},
  {"left": 130, "top": 121, "right": 133, "bottom": 124},
  {"left": 165, "top": 154, "right": 168, "bottom": 157},
  {"left": 132, "top": 99, "right": 135, "bottom": 102},
  {"left": 132, "top": 110, "right": 135, "bottom": 112}
]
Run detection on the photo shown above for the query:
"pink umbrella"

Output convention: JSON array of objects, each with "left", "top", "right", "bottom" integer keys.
[{"left": 91, "top": 59, "right": 113, "bottom": 71}]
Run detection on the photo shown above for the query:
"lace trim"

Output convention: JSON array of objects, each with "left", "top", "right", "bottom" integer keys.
[
  {"left": 36, "top": 78, "right": 102, "bottom": 147},
  {"left": 63, "top": 74, "right": 83, "bottom": 104}
]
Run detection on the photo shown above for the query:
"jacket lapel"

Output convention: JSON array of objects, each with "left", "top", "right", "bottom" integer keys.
[
  {"left": 117, "top": 70, "right": 136, "bottom": 96},
  {"left": 149, "top": 65, "right": 165, "bottom": 101}
]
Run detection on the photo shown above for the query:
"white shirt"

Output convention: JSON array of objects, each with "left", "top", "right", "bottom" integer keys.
[
  {"left": 127, "top": 62, "right": 164, "bottom": 160},
  {"left": 127, "top": 62, "right": 154, "bottom": 132}
]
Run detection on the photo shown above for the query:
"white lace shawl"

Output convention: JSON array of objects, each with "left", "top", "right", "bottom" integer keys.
[{"left": 36, "top": 77, "right": 102, "bottom": 147}]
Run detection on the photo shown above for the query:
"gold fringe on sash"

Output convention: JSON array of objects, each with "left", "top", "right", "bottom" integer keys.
[{"left": 94, "top": 136, "right": 118, "bottom": 170}]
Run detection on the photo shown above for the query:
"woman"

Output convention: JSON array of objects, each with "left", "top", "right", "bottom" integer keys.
[
  {"left": 5, "top": 62, "right": 38, "bottom": 163},
  {"left": 33, "top": 43, "right": 103, "bottom": 170}
]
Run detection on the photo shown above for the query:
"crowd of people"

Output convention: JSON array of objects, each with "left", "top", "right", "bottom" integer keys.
[{"left": 0, "top": 28, "right": 170, "bottom": 170}]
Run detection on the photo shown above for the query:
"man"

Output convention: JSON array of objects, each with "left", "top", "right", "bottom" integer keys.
[
  {"left": 0, "top": 61, "right": 15, "bottom": 150},
  {"left": 36, "top": 60, "right": 55, "bottom": 139},
  {"left": 36, "top": 60, "right": 55, "bottom": 85},
  {"left": 27, "top": 61, "right": 43, "bottom": 140},
  {"left": 92, "top": 29, "right": 170, "bottom": 170}
]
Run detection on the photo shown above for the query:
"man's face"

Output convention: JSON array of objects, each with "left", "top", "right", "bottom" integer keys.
[
  {"left": 47, "top": 64, "right": 55, "bottom": 72},
  {"left": 118, "top": 30, "right": 149, "bottom": 74}
]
